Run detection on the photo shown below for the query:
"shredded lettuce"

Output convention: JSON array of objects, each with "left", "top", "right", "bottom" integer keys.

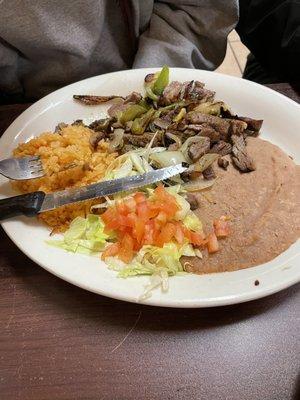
[
  {"left": 183, "top": 212, "right": 203, "bottom": 231},
  {"left": 47, "top": 214, "right": 109, "bottom": 255}
]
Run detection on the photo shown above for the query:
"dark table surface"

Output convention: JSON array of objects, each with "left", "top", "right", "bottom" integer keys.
[{"left": 0, "top": 83, "right": 299, "bottom": 400}]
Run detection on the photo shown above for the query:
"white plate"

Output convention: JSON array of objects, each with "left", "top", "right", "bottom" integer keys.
[{"left": 0, "top": 68, "right": 299, "bottom": 307}]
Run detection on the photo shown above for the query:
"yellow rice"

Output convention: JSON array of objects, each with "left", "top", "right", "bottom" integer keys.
[{"left": 13, "top": 124, "right": 117, "bottom": 232}]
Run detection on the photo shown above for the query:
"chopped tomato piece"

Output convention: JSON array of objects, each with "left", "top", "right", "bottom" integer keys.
[
  {"left": 118, "top": 234, "right": 134, "bottom": 263},
  {"left": 143, "top": 221, "right": 155, "bottom": 245},
  {"left": 101, "top": 242, "right": 120, "bottom": 260},
  {"left": 174, "top": 222, "right": 185, "bottom": 245},
  {"left": 134, "top": 192, "right": 147, "bottom": 204},
  {"left": 136, "top": 201, "right": 149, "bottom": 220},
  {"left": 213, "top": 216, "right": 230, "bottom": 238},
  {"left": 124, "top": 197, "right": 136, "bottom": 212},
  {"left": 206, "top": 232, "right": 219, "bottom": 253},
  {"left": 190, "top": 231, "right": 206, "bottom": 247},
  {"left": 155, "top": 222, "right": 176, "bottom": 247},
  {"left": 134, "top": 218, "right": 145, "bottom": 243}
]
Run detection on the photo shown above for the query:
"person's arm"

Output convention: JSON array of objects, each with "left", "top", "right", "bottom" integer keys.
[
  {"left": 236, "top": 0, "right": 300, "bottom": 81},
  {"left": 133, "top": 0, "right": 238, "bottom": 70}
]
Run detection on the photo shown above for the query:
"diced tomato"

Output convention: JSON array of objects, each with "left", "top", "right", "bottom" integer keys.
[
  {"left": 118, "top": 234, "right": 134, "bottom": 263},
  {"left": 136, "top": 201, "right": 149, "bottom": 220},
  {"left": 134, "top": 218, "right": 145, "bottom": 244},
  {"left": 143, "top": 221, "right": 155, "bottom": 245},
  {"left": 100, "top": 187, "right": 227, "bottom": 263},
  {"left": 101, "top": 242, "right": 120, "bottom": 260},
  {"left": 206, "top": 232, "right": 219, "bottom": 253},
  {"left": 190, "top": 231, "right": 206, "bottom": 247},
  {"left": 213, "top": 216, "right": 230, "bottom": 238},
  {"left": 101, "top": 207, "right": 117, "bottom": 225},
  {"left": 124, "top": 197, "right": 136, "bottom": 212},
  {"left": 155, "top": 222, "right": 176, "bottom": 247},
  {"left": 116, "top": 201, "right": 129, "bottom": 215},
  {"left": 182, "top": 225, "right": 192, "bottom": 242},
  {"left": 156, "top": 211, "right": 167, "bottom": 225},
  {"left": 173, "top": 222, "right": 185, "bottom": 245},
  {"left": 134, "top": 192, "right": 146, "bottom": 204}
]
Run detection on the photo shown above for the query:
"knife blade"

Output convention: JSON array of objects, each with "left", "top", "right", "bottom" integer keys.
[{"left": 39, "top": 163, "right": 187, "bottom": 212}]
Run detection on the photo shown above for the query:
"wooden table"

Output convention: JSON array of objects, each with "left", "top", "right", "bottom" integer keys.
[{"left": 0, "top": 83, "right": 299, "bottom": 400}]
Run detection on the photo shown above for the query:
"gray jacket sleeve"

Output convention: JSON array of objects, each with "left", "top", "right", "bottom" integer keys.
[{"left": 133, "top": 0, "right": 238, "bottom": 70}]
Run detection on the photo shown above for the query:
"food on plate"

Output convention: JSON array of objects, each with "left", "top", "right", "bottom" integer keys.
[
  {"left": 12, "top": 124, "right": 117, "bottom": 231},
  {"left": 184, "top": 138, "right": 300, "bottom": 273},
  {"left": 73, "top": 65, "right": 263, "bottom": 176},
  {"left": 11, "top": 66, "right": 299, "bottom": 297}
]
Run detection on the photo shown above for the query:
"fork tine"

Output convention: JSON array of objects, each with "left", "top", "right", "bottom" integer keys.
[
  {"left": 27, "top": 155, "right": 40, "bottom": 161},
  {"left": 28, "top": 160, "right": 43, "bottom": 168}
]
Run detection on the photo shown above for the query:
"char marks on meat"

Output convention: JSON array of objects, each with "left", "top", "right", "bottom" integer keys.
[
  {"left": 186, "top": 124, "right": 221, "bottom": 141},
  {"left": 218, "top": 157, "right": 229, "bottom": 170},
  {"left": 210, "top": 140, "right": 232, "bottom": 156},
  {"left": 186, "top": 193, "right": 199, "bottom": 210},
  {"left": 231, "top": 135, "right": 255, "bottom": 172},
  {"left": 123, "top": 132, "right": 162, "bottom": 147},
  {"left": 73, "top": 95, "right": 123, "bottom": 105},
  {"left": 90, "top": 131, "right": 106, "bottom": 149},
  {"left": 159, "top": 80, "right": 215, "bottom": 106},
  {"left": 55, "top": 122, "right": 68, "bottom": 132},
  {"left": 124, "top": 92, "right": 142, "bottom": 104},
  {"left": 188, "top": 137, "right": 211, "bottom": 162},
  {"left": 202, "top": 165, "right": 216, "bottom": 180},
  {"left": 185, "top": 112, "right": 230, "bottom": 140},
  {"left": 229, "top": 120, "right": 248, "bottom": 136}
]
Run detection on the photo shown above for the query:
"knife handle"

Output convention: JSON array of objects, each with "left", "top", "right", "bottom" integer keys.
[{"left": 0, "top": 191, "right": 45, "bottom": 221}]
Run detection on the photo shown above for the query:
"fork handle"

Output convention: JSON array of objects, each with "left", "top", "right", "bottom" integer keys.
[{"left": 0, "top": 191, "right": 45, "bottom": 221}]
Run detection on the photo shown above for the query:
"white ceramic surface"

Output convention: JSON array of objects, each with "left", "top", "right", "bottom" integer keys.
[{"left": 0, "top": 68, "right": 299, "bottom": 308}]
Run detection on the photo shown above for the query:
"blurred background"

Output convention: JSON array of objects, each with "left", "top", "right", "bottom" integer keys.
[{"left": 217, "top": 30, "right": 249, "bottom": 77}]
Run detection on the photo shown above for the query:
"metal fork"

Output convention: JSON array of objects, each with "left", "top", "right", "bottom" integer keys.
[{"left": 0, "top": 156, "right": 45, "bottom": 180}]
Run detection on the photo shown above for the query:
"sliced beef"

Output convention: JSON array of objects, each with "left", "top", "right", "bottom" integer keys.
[
  {"left": 107, "top": 102, "right": 128, "bottom": 118},
  {"left": 186, "top": 124, "right": 221, "bottom": 142},
  {"left": 55, "top": 122, "right": 68, "bottom": 132},
  {"left": 237, "top": 116, "right": 263, "bottom": 132},
  {"left": 73, "top": 95, "right": 123, "bottom": 105},
  {"left": 228, "top": 119, "right": 248, "bottom": 136},
  {"left": 123, "top": 132, "right": 162, "bottom": 147},
  {"left": 186, "top": 193, "right": 199, "bottom": 210},
  {"left": 210, "top": 140, "right": 232, "bottom": 156},
  {"left": 159, "top": 80, "right": 215, "bottom": 106},
  {"left": 152, "top": 118, "right": 170, "bottom": 130},
  {"left": 124, "top": 92, "right": 142, "bottom": 104},
  {"left": 188, "top": 137, "right": 210, "bottom": 162},
  {"left": 202, "top": 166, "right": 216, "bottom": 180},
  {"left": 231, "top": 135, "right": 255, "bottom": 172},
  {"left": 218, "top": 157, "right": 229, "bottom": 170},
  {"left": 89, "top": 118, "right": 112, "bottom": 133},
  {"left": 90, "top": 131, "right": 106, "bottom": 149},
  {"left": 179, "top": 80, "right": 215, "bottom": 103},
  {"left": 159, "top": 81, "right": 182, "bottom": 105},
  {"left": 185, "top": 112, "right": 230, "bottom": 140}
]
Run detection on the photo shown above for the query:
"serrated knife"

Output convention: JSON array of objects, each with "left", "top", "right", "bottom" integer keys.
[{"left": 0, "top": 163, "right": 187, "bottom": 221}]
